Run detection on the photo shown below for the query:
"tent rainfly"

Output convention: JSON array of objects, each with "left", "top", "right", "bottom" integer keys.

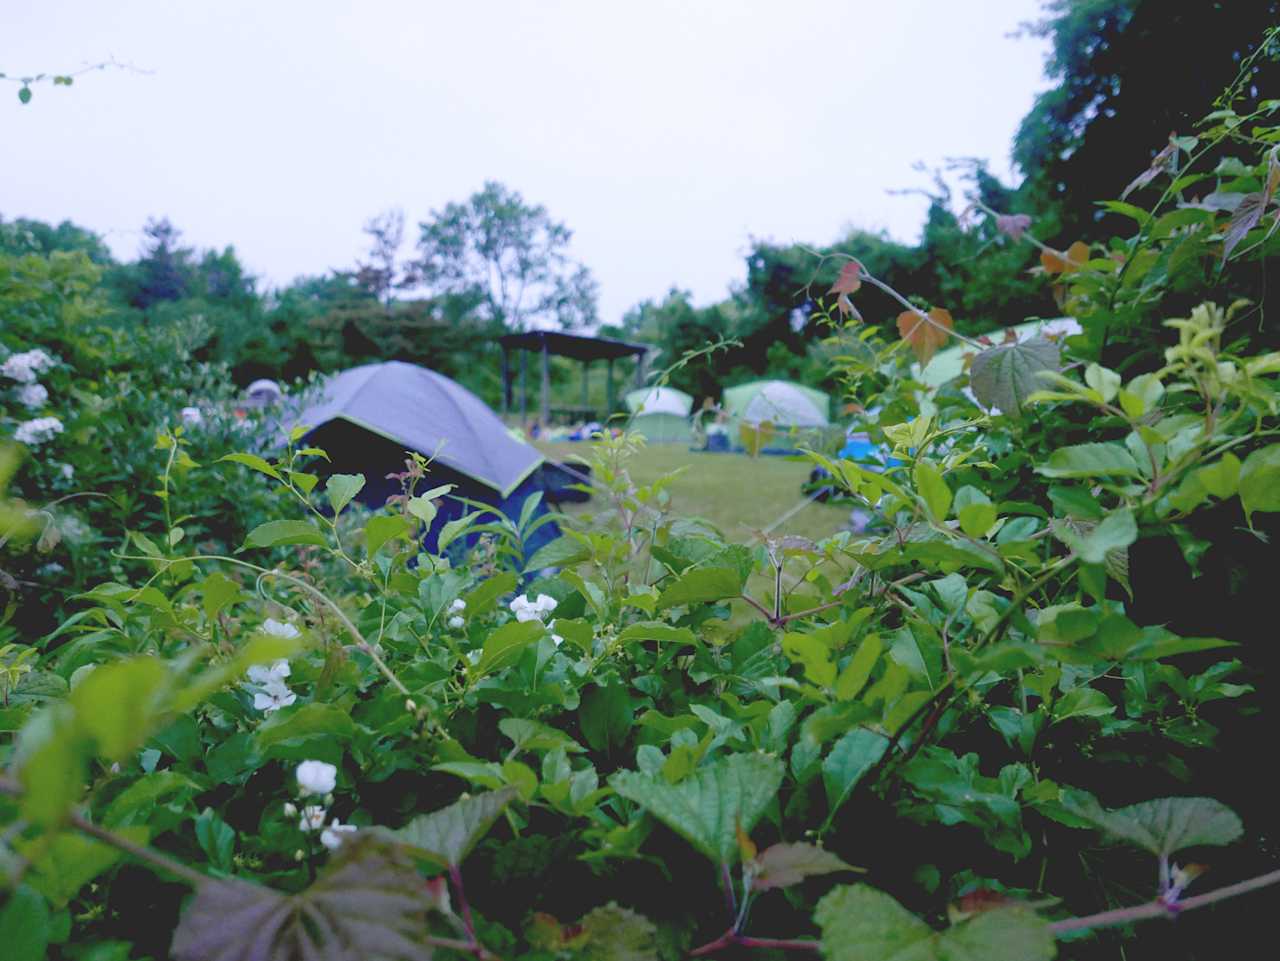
[
  {"left": 294, "top": 361, "right": 558, "bottom": 558},
  {"left": 722, "top": 380, "right": 830, "bottom": 428},
  {"left": 624, "top": 386, "right": 694, "bottom": 443}
]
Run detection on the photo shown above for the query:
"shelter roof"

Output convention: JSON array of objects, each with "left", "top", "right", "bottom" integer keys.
[{"left": 499, "top": 330, "right": 648, "bottom": 362}]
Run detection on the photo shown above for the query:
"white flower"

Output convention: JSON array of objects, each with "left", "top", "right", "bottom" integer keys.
[
  {"left": 180, "top": 406, "right": 203, "bottom": 426},
  {"left": 509, "top": 593, "right": 558, "bottom": 623},
  {"left": 448, "top": 615, "right": 465, "bottom": 629},
  {"left": 320, "top": 818, "right": 358, "bottom": 850},
  {"left": 466, "top": 649, "right": 482, "bottom": 665},
  {"left": 283, "top": 802, "right": 298, "bottom": 818},
  {"left": 296, "top": 760, "right": 338, "bottom": 796},
  {"left": 261, "top": 618, "right": 301, "bottom": 639},
  {"left": 299, "top": 805, "right": 327, "bottom": 832},
  {"left": 253, "top": 680, "right": 296, "bottom": 713},
  {"left": 17, "top": 383, "right": 48, "bottom": 408},
  {"left": 450, "top": 598, "right": 466, "bottom": 613},
  {"left": 59, "top": 463, "right": 74, "bottom": 481},
  {"left": 1, "top": 349, "right": 55, "bottom": 383},
  {"left": 13, "top": 416, "right": 64, "bottom": 446},
  {"left": 246, "top": 659, "right": 291, "bottom": 686}
]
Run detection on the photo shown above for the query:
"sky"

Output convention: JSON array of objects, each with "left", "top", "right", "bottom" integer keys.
[{"left": 3, "top": 1, "right": 1052, "bottom": 326}]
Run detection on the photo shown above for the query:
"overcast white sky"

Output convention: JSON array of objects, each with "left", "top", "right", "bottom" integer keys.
[{"left": 3, "top": 1, "right": 1051, "bottom": 325}]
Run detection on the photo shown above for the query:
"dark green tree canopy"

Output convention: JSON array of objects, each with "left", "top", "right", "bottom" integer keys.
[{"left": 410, "top": 180, "right": 598, "bottom": 331}]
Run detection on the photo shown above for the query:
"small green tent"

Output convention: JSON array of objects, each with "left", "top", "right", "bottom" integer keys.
[
  {"left": 625, "top": 386, "right": 694, "bottom": 443},
  {"left": 722, "top": 380, "right": 830, "bottom": 427}
]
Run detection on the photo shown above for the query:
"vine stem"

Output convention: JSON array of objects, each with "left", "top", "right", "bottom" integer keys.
[
  {"left": 689, "top": 930, "right": 820, "bottom": 956},
  {"left": 0, "top": 776, "right": 208, "bottom": 889}
]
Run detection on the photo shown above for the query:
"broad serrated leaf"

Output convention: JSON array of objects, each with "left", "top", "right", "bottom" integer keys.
[
  {"left": 392, "top": 787, "right": 518, "bottom": 868},
  {"left": 1061, "top": 794, "right": 1242, "bottom": 857},
  {"left": 171, "top": 837, "right": 439, "bottom": 961},
  {"left": 1052, "top": 510, "right": 1137, "bottom": 564},
  {"left": 969, "top": 338, "right": 1060, "bottom": 415},
  {"left": 366, "top": 513, "right": 413, "bottom": 556},
  {"left": 610, "top": 753, "right": 784, "bottom": 863},
  {"left": 822, "top": 729, "right": 890, "bottom": 820},
  {"left": 751, "top": 842, "right": 860, "bottom": 890}
]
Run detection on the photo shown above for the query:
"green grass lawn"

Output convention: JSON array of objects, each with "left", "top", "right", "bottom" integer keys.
[{"left": 533, "top": 440, "right": 850, "bottom": 542}]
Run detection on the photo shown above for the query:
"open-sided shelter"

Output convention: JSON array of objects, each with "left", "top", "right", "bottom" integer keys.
[
  {"left": 498, "top": 330, "right": 649, "bottom": 426},
  {"left": 624, "top": 386, "right": 693, "bottom": 443},
  {"left": 294, "top": 361, "right": 559, "bottom": 561}
]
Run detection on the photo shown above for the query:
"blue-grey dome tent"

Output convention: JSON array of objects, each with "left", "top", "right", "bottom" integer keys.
[{"left": 294, "top": 361, "right": 559, "bottom": 563}]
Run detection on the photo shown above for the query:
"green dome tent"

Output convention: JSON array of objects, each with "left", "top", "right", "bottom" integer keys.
[
  {"left": 722, "top": 380, "right": 830, "bottom": 427},
  {"left": 625, "top": 386, "right": 693, "bottom": 443}
]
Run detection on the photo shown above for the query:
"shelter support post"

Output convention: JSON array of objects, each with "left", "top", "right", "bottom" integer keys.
[
  {"left": 520, "top": 349, "right": 528, "bottom": 422},
  {"left": 540, "top": 341, "right": 551, "bottom": 427},
  {"left": 501, "top": 347, "right": 511, "bottom": 415},
  {"left": 634, "top": 350, "right": 646, "bottom": 388},
  {"left": 581, "top": 360, "right": 590, "bottom": 415},
  {"left": 606, "top": 358, "right": 615, "bottom": 418}
]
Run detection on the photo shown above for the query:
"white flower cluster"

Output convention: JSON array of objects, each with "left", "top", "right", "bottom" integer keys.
[
  {"left": 243, "top": 620, "right": 302, "bottom": 713},
  {"left": 18, "top": 383, "right": 48, "bottom": 408},
  {"left": 1, "top": 348, "right": 55, "bottom": 384},
  {"left": 292, "top": 760, "right": 356, "bottom": 850},
  {"left": 509, "top": 593, "right": 564, "bottom": 646},
  {"left": 13, "top": 416, "right": 64, "bottom": 446},
  {"left": 447, "top": 597, "right": 466, "bottom": 629}
]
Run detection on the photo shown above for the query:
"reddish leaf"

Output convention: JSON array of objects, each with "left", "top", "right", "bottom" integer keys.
[
  {"left": 995, "top": 214, "right": 1031, "bottom": 241},
  {"left": 1040, "top": 241, "right": 1089, "bottom": 275},
  {"left": 1120, "top": 135, "right": 1178, "bottom": 200},
  {"left": 896, "top": 308, "right": 954, "bottom": 366},
  {"left": 750, "top": 842, "right": 860, "bottom": 890},
  {"left": 835, "top": 292, "right": 862, "bottom": 321},
  {"left": 1221, "top": 192, "right": 1266, "bottom": 262},
  {"left": 829, "top": 260, "right": 863, "bottom": 296}
]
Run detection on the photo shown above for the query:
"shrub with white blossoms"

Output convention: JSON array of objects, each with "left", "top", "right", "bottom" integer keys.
[
  {"left": 291, "top": 761, "right": 354, "bottom": 851},
  {"left": 13, "top": 417, "right": 64, "bottom": 446},
  {"left": 296, "top": 759, "right": 337, "bottom": 796},
  {"left": 0, "top": 348, "right": 56, "bottom": 384}
]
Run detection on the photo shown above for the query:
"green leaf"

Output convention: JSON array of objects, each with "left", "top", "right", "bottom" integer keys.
[
  {"left": 580, "top": 683, "right": 634, "bottom": 754},
  {"left": 243, "top": 520, "right": 327, "bottom": 550},
  {"left": 253, "top": 703, "right": 356, "bottom": 749},
  {"left": 822, "top": 729, "right": 890, "bottom": 820},
  {"left": 610, "top": 753, "right": 785, "bottom": 863},
  {"left": 0, "top": 885, "right": 49, "bottom": 961},
  {"left": 437, "top": 513, "right": 477, "bottom": 553},
  {"left": 1061, "top": 794, "right": 1243, "bottom": 857},
  {"left": 913, "top": 461, "right": 952, "bottom": 520},
  {"left": 499, "top": 717, "right": 585, "bottom": 754},
  {"left": 23, "top": 828, "right": 149, "bottom": 907},
  {"left": 1048, "top": 485, "right": 1104, "bottom": 520},
  {"left": 70, "top": 656, "right": 168, "bottom": 761},
  {"left": 1240, "top": 444, "right": 1280, "bottom": 523},
  {"left": 392, "top": 787, "right": 518, "bottom": 867},
  {"left": 1054, "top": 510, "right": 1137, "bottom": 564},
  {"left": 18, "top": 85, "right": 32, "bottom": 104},
  {"left": 218, "top": 452, "right": 282, "bottom": 481},
  {"left": 14, "top": 704, "right": 87, "bottom": 826},
  {"left": 1197, "top": 453, "right": 1241, "bottom": 499},
  {"left": 199, "top": 572, "right": 244, "bottom": 621},
  {"left": 461, "top": 571, "right": 518, "bottom": 616},
  {"left": 616, "top": 621, "right": 698, "bottom": 647},
  {"left": 171, "top": 837, "right": 439, "bottom": 961},
  {"left": 969, "top": 338, "right": 1060, "bottom": 415},
  {"left": 751, "top": 842, "right": 860, "bottom": 890},
  {"left": 1037, "top": 443, "right": 1143, "bottom": 480},
  {"left": 783, "top": 630, "right": 837, "bottom": 689},
  {"left": 958, "top": 502, "right": 998, "bottom": 538},
  {"left": 1084, "top": 363, "right": 1121, "bottom": 403},
  {"left": 525, "top": 534, "right": 592, "bottom": 572},
  {"left": 1052, "top": 687, "right": 1115, "bottom": 723},
  {"left": 656, "top": 567, "right": 746, "bottom": 610},
  {"left": 835, "top": 634, "right": 882, "bottom": 702},
  {"left": 325, "top": 473, "right": 365, "bottom": 514},
  {"left": 815, "top": 884, "right": 1054, "bottom": 961},
  {"left": 365, "top": 513, "right": 412, "bottom": 556},
  {"left": 469, "top": 620, "right": 544, "bottom": 679}
]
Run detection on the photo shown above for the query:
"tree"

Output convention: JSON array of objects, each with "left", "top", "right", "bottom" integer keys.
[
  {"left": 355, "top": 208, "right": 405, "bottom": 307},
  {"left": 122, "top": 217, "right": 196, "bottom": 309},
  {"left": 410, "top": 181, "right": 598, "bottom": 331},
  {"left": 1014, "top": 0, "right": 1280, "bottom": 234}
]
